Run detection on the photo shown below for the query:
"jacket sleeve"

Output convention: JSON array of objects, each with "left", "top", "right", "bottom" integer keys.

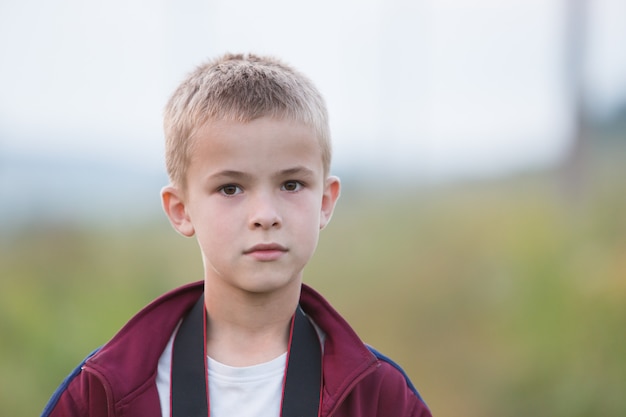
[{"left": 41, "top": 350, "right": 110, "bottom": 417}]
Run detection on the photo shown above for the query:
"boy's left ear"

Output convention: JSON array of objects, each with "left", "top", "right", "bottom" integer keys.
[{"left": 319, "top": 176, "right": 341, "bottom": 230}]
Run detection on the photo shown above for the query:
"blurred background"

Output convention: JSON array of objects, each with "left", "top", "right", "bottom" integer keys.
[{"left": 1, "top": 0, "right": 625, "bottom": 416}]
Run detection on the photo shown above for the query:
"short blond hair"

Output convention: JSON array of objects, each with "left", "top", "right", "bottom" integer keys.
[{"left": 164, "top": 53, "right": 331, "bottom": 187}]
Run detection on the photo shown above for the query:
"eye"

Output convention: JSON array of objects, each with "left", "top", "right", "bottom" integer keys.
[
  {"left": 282, "top": 181, "right": 303, "bottom": 192},
  {"left": 219, "top": 184, "right": 242, "bottom": 196}
]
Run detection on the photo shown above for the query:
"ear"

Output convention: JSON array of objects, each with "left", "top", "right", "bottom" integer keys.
[
  {"left": 319, "top": 176, "right": 341, "bottom": 230},
  {"left": 161, "top": 185, "right": 195, "bottom": 237}
]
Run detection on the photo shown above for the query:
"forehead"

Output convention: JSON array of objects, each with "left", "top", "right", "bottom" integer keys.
[{"left": 188, "top": 117, "right": 325, "bottom": 175}]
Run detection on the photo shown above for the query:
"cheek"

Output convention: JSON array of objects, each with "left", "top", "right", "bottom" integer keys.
[
  {"left": 291, "top": 197, "right": 322, "bottom": 226},
  {"left": 297, "top": 205, "right": 323, "bottom": 244},
  {"left": 188, "top": 196, "right": 238, "bottom": 229},
  {"left": 191, "top": 210, "right": 235, "bottom": 244}
]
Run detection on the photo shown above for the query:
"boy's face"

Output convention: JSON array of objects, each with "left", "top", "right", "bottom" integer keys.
[{"left": 162, "top": 117, "right": 340, "bottom": 295}]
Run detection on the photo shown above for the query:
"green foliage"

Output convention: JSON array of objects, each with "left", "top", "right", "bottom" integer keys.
[{"left": 1, "top": 147, "right": 624, "bottom": 416}]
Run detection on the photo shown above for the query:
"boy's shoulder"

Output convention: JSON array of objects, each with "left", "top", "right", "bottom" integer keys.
[
  {"left": 341, "top": 349, "right": 432, "bottom": 417},
  {"left": 41, "top": 282, "right": 205, "bottom": 417},
  {"left": 82, "top": 282, "right": 204, "bottom": 392},
  {"left": 367, "top": 345, "right": 427, "bottom": 403},
  {"left": 300, "top": 285, "right": 430, "bottom": 415}
]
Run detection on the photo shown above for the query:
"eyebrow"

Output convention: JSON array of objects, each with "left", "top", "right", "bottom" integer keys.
[
  {"left": 276, "top": 166, "right": 316, "bottom": 178},
  {"left": 208, "top": 166, "right": 316, "bottom": 181},
  {"left": 208, "top": 170, "right": 253, "bottom": 181}
]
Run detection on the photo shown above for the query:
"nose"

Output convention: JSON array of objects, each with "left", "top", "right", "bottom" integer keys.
[{"left": 249, "top": 191, "right": 282, "bottom": 230}]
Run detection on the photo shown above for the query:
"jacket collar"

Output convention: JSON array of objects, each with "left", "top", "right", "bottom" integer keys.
[
  {"left": 85, "top": 281, "right": 204, "bottom": 402},
  {"left": 299, "top": 284, "right": 379, "bottom": 413},
  {"left": 85, "top": 281, "right": 378, "bottom": 412}
]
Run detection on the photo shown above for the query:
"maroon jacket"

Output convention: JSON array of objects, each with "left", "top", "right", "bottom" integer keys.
[{"left": 42, "top": 281, "right": 432, "bottom": 417}]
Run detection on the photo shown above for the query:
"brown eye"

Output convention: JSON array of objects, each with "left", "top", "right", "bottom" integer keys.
[
  {"left": 220, "top": 185, "right": 242, "bottom": 196},
  {"left": 282, "top": 181, "right": 302, "bottom": 192}
]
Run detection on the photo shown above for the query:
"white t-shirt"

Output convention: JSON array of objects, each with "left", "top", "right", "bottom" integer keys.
[{"left": 156, "top": 330, "right": 286, "bottom": 417}]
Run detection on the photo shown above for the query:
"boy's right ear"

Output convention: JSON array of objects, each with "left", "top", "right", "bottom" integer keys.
[{"left": 161, "top": 185, "right": 195, "bottom": 237}]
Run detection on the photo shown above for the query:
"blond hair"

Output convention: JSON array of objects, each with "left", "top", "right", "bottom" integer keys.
[{"left": 164, "top": 53, "right": 331, "bottom": 187}]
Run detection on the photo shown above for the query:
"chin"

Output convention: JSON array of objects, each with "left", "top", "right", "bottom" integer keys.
[{"left": 238, "top": 275, "right": 301, "bottom": 296}]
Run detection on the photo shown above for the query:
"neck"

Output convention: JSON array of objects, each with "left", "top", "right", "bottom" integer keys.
[{"left": 203, "top": 279, "right": 301, "bottom": 367}]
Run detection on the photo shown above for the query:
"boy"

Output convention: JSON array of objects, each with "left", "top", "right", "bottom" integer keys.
[{"left": 42, "top": 53, "right": 432, "bottom": 417}]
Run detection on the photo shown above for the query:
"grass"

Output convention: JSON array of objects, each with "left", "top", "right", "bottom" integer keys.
[{"left": 1, "top": 146, "right": 624, "bottom": 416}]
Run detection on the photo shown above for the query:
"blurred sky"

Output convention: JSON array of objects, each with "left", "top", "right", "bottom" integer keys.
[{"left": 1, "top": 0, "right": 626, "bottom": 183}]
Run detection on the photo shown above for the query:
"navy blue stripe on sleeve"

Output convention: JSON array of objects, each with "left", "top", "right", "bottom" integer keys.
[{"left": 40, "top": 347, "right": 101, "bottom": 417}]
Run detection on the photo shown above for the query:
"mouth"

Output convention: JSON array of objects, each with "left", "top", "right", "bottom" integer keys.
[
  {"left": 243, "top": 243, "right": 288, "bottom": 261},
  {"left": 244, "top": 243, "right": 288, "bottom": 254}
]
